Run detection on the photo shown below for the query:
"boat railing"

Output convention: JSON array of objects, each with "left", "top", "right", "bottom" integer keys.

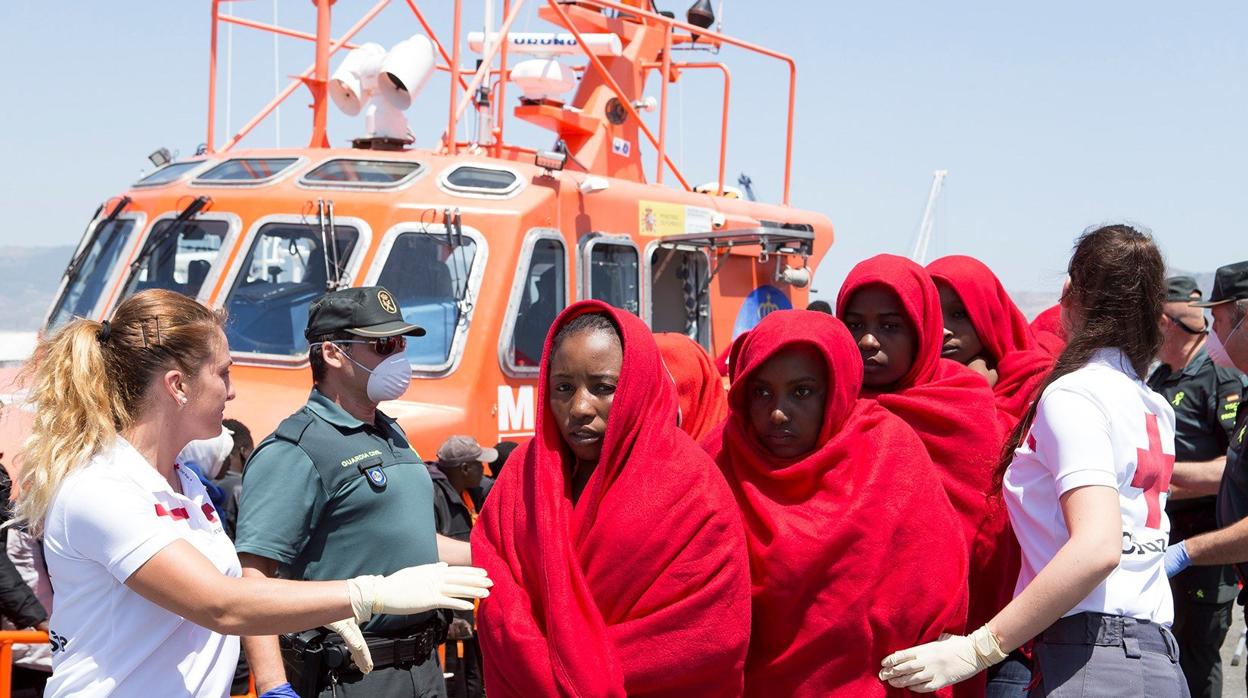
[
  {"left": 0, "top": 630, "right": 258, "bottom": 698},
  {"left": 205, "top": 0, "right": 797, "bottom": 204}
]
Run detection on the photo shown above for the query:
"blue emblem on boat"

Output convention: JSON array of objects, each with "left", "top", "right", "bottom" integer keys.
[{"left": 732, "top": 285, "right": 792, "bottom": 338}]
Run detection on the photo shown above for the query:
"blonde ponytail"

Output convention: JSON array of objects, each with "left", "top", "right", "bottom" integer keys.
[
  {"left": 13, "top": 319, "right": 126, "bottom": 537},
  {"left": 11, "top": 289, "right": 224, "bottom": 537}
]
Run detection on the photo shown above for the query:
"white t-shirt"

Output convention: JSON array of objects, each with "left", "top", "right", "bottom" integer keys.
[
  {"left": 1003, "top": 348, "right": 1176, "bottom": 625},
  {"left": 42, "top": 438, "right": 241, "bottom": 698}
]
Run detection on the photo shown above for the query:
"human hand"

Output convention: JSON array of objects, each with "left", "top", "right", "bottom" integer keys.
[
  {"left": 326, "top": 617, "right": 373, "bottom": 674},
  {"left": 348, "top": 562, "right": 492, "bottom": 622},
  {"left": 1165, "top": 540, "right": 1191, "bottom": 578},
  {"left": 879, "top": 626, "right": 1007, "bottom": 693},
  {"left": 257, "top": 683, "right": 300, "bottom": 698}
]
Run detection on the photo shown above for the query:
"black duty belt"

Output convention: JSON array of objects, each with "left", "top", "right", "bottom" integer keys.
[{"left": 280, "top": 613, "right": 450, "bottom": 696}]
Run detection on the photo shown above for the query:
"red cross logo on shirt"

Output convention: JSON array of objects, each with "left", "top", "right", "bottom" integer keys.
[{"left": 1131, "top": 413, "right": 1175, "bottom": 529}]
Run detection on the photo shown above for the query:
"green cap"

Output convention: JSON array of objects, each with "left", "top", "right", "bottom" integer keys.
[
  {"left": 1164, "top": 276, "right": 1201, "bottom": 303},
  {"left": 1193, "top": 261, "right": 1248, "bottom": 307},
  {"left": 305, "top": 286, "right": 425, "bottom": 340}
]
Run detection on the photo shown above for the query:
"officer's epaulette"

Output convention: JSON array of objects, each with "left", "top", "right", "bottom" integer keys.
[{"left": 273, "top": 408, "right": 316, "bottom": 444}]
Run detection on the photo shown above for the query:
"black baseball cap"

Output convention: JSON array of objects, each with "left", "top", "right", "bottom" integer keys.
[
  {"left": 1193, "top": 261, "right": 1248, "bottom": 308},
  {"left": 1164, "top": 276, "right": 1202, "bottom": 303},
  {"left": 305, "top": 286, "right": 425, "bottom": 339}
]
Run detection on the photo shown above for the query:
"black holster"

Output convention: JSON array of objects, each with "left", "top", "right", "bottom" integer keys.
[
  {"left": 279, "top": 628, "right": 352, "bottom": 698},
  {"left": 279, "top": 613, "right": 451, "bottom": 697}
]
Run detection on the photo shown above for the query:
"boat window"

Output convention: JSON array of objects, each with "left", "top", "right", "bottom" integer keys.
[
  {"left": 649, "top": 248, "right": 710, "bottom": 349},
  {"left": 119, "top": 219, "right": 228, "bottom": 300},
  {"left": 223, "top": 222, "right": 359, "bottom": 356},
  {"left": 46, "top": 218, "right": 137, "bottom": 330},
  {"left": 134, "top": 162, "right": 203, "bottom": 187},
  {"left": 586, "top": 241, "right": 640, "bottom": 315},
  {"left": 195, "top": 158, "right": 299, "bottom": 184},
  {"left": 508, "top": 238, "right": 566, "bottom": 368},
  {"left": 302, "top": 159, "right": 423, "bottom": 187},
  {"left": 375, "top": 232, "right": 477, "bottom": 367},
  {"left": 442, "top": 165, "right": 520, "bottom": 194}
]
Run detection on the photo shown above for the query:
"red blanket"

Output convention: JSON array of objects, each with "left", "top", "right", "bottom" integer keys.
[
  {"left": 836, "top": 256, "right": 1006, "bottom": 697},
  {"left": 473, "top": 301, "right": 751, "bottom": 698},
  {"left": 655, "top": 332, "right": 729, "bottom": 441},
  {"left": 926, "top": 255, "right": 1054, "bottom": 427},
  {"left": 703, "top": 309, "right": 968, "bottom": 698},
  {"left": 1029, "top": 303, "right": 1066, "bottom": 357}
]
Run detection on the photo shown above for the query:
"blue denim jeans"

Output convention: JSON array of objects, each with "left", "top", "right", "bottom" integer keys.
[{"left": 986, "top": 650, "right": 1032, "bottom": 698}]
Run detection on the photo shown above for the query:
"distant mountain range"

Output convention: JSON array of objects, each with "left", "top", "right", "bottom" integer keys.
[
  {"left": 0, "top": 245, "right": 1214, "bottom": 332},
  {"left": 0, "top": 246, "right": 72, "bottom": 331}
]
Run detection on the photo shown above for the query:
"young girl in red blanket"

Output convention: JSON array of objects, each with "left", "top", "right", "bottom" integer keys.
[
  {"left": 472, "top": 301, "right": 751, "bottom": 697},
  {"left": 926, "top": 255, "right": 1055, "bottom": 428},
  {"left": 703, "top": 309, "right": 968, "bottom": 697},
  {"left": 837, "top": 255, "right": 1010, "bottom": 697}
]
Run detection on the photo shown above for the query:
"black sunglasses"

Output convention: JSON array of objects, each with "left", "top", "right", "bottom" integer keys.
[{"left": 331, "top": 336, "right": 407, "bottom": 357}]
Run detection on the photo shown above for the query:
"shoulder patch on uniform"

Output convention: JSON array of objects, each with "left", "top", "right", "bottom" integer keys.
[
  {"left": 274, "top": 411, "right": 315, "bottom": 444},
  {"left": 1227, "top": 393, "right": 1240, "bottom": 403}
]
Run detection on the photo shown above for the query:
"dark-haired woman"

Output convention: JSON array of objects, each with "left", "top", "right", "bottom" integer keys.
[
  {"left": 472, "top": 301, "right": 751, "bottom": 697},
  {"left": 15, "top": 289, "right": 491, "bottom": 697},
  {"left": 881, "top": 225, "right": 1187, "bottom": 697},
  {"left": 704, "top": 309, "right": 967, "bottom": 697},
  {"left": 837, "top": 255, "right": 1007, "bottom": 694},
  {"left": 927, "top": 255, "right": 1055, "bottom": 429},
  {"left": 655, "top": 332, "right": 728, "bottom": 441}
]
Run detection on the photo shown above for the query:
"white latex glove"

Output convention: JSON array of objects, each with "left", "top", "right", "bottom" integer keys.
[
  {"left": 347, "top": 562, "right": 492, "bottom": 623},
  {"left": 325, "top": 618, "right": 373, "bottom": 674},
  {"left": 878, "top": 625, "right": 1007, "bottom": 693}
]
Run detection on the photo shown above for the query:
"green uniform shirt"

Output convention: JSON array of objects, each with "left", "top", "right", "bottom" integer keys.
[
  {"left": 1149, "top": 347, "right": 1247, "bottom": 603},
  {"left": 235, "top": 389, "right": 440, "bottom": 634}
]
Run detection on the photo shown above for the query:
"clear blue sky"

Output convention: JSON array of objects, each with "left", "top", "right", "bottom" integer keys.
[{"left": 1, "top": 1, "right": 1244, "bottom": 298}]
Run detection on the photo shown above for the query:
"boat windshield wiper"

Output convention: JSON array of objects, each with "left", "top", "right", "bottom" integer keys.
[
  {"left": 63, "top": 197, "right": 130, "bottom": 285},
  {"left": 128, "top": 196, "right": 211, "bottom": 275},
  {"left": 443, "top": 208, "right": 473, "bottom": 316}
]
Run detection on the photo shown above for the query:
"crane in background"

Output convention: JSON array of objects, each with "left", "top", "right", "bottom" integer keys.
[{"left": 909, "top": 169, "right": 947, "bottom": 264}]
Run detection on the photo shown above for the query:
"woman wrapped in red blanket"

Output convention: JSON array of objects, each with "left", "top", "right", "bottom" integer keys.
[
  {"left": 927, "top": 255, "right": 1054, "bottom": 428},
  {"left": 836, "top": 255, "right": 1007, "bottom": 697},
  {"left": 472, "top": 300, "right": 751, "bottom": 698},
  {"left": 655, "top": 332, "right": 729, "bottom": 441},
  {"left": 702, "top": 309, "right": 967, "bottom": 697}
]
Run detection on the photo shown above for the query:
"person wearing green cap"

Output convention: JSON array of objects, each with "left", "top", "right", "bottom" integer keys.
[
  {"left": 1148, "top": 275, "right": 1247, "bottom": 698},
  {"left": 235, "top": 286, "right": 473, "bottom": 698}
]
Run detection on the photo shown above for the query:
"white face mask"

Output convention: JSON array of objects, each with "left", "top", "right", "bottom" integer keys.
[
  {"left": 342, "top": 350, "right": 412, "bottom": 402},
  {"left": 1208, "top": 312, "right": 1245, "bottom": 369}
]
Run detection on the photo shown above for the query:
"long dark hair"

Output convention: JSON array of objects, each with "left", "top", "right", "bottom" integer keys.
[{"left": 995, "top": 224, "right": 1165, "bottom": 486}]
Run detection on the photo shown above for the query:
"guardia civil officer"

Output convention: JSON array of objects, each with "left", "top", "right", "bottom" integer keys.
[
  {"left": 1164, "top": 262, "right": 1248, "bottom": 687},
  {"left": 1148, "top": 276, "right": 1246, "bottom": 698},
  {"left": 236, "top": 286, "right": 474, "bottom": 698}
]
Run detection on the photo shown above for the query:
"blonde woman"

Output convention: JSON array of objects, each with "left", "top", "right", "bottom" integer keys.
[{"left": 14, "top": 289, "right": 491, "bottom": 698}]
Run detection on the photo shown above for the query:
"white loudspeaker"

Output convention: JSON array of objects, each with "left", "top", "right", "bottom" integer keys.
[
  {"left": 379, "top": 35, "right": 436, "bottom": 110},
  {"left": 510, "top": 58, "right": 576, "bottom": 102},
  {"left": 329, "top": 43, "right": 386, "bottom": 117}
]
